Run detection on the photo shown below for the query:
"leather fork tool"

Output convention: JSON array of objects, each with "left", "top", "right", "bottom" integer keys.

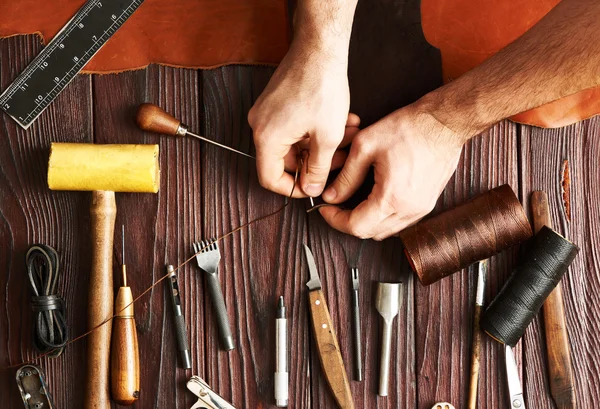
[
  {"left": 193, "top": 239, "right": 235, "bottom": 350},
  {"left": 303, "top": 244, "right": 354, "bottom": 409}
]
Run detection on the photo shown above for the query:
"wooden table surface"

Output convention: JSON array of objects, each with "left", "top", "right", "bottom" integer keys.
[{"left": 1, "top": 3, "right": 600, "bottom": 408}]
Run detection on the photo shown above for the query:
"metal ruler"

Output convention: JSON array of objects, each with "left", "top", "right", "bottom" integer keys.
[{"left": 0, "top": 0, "right": 144, "bottom": 129}]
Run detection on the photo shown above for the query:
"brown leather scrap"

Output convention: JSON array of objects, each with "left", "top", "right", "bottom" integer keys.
[
  {"left": 421, "top": 0, "right": 600, "bottom": 128},
  {"left": 0, "top": 0, "right": 290, "bottom": 73}
]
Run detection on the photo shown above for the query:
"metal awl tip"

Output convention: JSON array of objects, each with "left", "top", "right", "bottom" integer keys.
[{"left": 351, "top": 268, "right": 359, "bottom": 290}]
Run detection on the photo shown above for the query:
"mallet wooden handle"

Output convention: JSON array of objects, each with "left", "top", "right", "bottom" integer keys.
[
  {"left": 531, "top": 191, "right": 576, "bottom": 409},
  {"left": 85, "top": 191, "right": 116, "bottom": 409}
]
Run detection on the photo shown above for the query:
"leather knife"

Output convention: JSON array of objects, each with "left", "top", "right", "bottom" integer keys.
[{"left": 303, "top": 244, "right": 354, "bottom": 409}]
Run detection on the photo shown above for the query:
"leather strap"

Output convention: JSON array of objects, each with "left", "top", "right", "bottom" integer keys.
[{"left": 26, "top": 244, "right": 68, "bottom": 357}]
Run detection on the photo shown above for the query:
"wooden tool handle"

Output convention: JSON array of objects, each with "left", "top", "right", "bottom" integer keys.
[
  {"left": 467, "top": 304, "right": 482, "bottom": 409},
  {"left": 85, "top": 191, "right": 116, "bottom": 409},
  {"left": 308, "top": 290, "right": 354, "bottom": 409},
  {"left": 135, "top": 103, "right": 182, "bottom": 136},
  {"left": 111, "top": 287, "right": 140, "bottom": 405},
  {"left": 531, "top": 191, "right": 576, "bottom": 409}
]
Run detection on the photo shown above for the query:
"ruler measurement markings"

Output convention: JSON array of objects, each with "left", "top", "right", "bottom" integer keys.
[{"left": 0, "top": 0, "right": 144, "bottom": 129}]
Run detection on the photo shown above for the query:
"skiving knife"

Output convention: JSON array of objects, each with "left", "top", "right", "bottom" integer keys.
[{"left": 303, "top": 244, "right": 354, "bottom": 409}]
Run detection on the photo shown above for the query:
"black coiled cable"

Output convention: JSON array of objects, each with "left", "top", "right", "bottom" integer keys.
[{"left": 26, "top": 245, "right": 68, "bottom": 357}]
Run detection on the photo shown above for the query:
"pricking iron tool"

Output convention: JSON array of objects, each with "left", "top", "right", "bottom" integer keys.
[
  {"left": 187, "top": 376, "right": 236, "bottom": 409},
  {"left": 16, "top": 365, "right": 54, "bottom": 409},
  {"left": 505, "top": 345, "right": 525, "bottom": 409}
]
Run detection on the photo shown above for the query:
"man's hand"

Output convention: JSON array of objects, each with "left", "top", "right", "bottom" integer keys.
[
  {"left": 249, "top": 0, "right": 359, "bottom": 198},
  {"left": 248, "top": 41, "right": 358, "bottom": 198},
  {"left": 319, "top": 102, "right": 466, "bottom": 240}
]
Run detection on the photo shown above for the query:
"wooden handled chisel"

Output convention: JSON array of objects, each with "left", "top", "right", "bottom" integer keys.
[
  {"left": 531, "top": 191, "right": 576, "bottom": 409},
  {"left": 303, "top": 245, "right": 354, "bottom": 409}
]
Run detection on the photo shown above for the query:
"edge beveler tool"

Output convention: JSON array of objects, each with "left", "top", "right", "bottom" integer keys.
[{"left": 303, "top": 244, "right": 354, "bottom": 409}]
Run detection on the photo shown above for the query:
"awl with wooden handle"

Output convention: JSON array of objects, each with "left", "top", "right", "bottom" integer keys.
[
  {"left": 47, "top": 143, "right": 159, "bottom": 409},
  {"left": 531, "top": 191, "right": 576, "bottom": 409},
  {"left": 135, "top": 103, "right": 255, "bottom": 159},
  {"left": 303, "top": 245, "right": 354, "bottom": 409},
  {"left": 110, "top": 225, "right": 140, "bottom": 405}
]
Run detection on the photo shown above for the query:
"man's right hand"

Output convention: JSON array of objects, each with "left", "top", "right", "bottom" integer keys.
[{"left": 248, "top": 27, "right": 359, "bottom": 199}]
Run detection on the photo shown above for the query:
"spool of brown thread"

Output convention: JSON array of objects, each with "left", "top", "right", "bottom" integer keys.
[{"left": 399, "top": 185, "right": 532, "bottom": 285}]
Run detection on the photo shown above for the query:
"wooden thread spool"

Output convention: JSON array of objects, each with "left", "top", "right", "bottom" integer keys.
[
  {"left": 480, "top": 226, "right": 579, "bottom": 347},
  {"left": 399, "top": 184, "right": 533, "bottom": 285}
]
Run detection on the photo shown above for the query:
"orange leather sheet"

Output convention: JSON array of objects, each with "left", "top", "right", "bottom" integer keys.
[
  {"left": 421, "top": 0, "right": 600, "bottom": 128},
  {"left": 0, "top": 0, "right": 290, "bottom": 72},
  {"left": 2, "top": 0, "right": 597, "bottom": 128}
]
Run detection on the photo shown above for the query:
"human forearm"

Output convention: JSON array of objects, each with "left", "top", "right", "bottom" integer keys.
[
  {"left": 293, "top": 0, "right": 358, "bottom": 58},
  {"left": 426, "top": 0, "right": 600, "bottom": 138}
]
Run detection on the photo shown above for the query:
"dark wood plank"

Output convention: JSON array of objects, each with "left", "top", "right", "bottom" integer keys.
[
  {"left": 201, "top": 66, "right": 311, "bottom": 408},
  {"left": 414, "top": 120, "right": 520, "bottom": 409},
  {"left": 0, "top": 35, "right": 92, "bottom": 409},
  {"left": 519, "top": 117, "right": 600, "bottom": 409},
  {"left": 91, "top": 64, "right": 204, "bottom": 408}
]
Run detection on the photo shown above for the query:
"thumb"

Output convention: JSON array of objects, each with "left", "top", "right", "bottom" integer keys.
[
  {"left": 301, "top": 134, "right": 339, "bottom": 197},
  {"left": 322, "top": 140, "right": 373, "bottom": 204}
]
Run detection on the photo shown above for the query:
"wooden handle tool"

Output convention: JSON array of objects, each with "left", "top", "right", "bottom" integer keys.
[
  {"left": 308, "top": 290, "right": 354, "bottom": 409},
  {"left": 86, "top": 191, "right": 116, "bottom": 409},
  {"left": 303, "top": 245, "right": 354, "bottom": 409},
  {"left": 47, "top": 143, "right": 159, "bottom": 409},
  {"left": 531, "top": 191, "right": 576, "bottom": 409},
  {"left": 468, "top": 260, "right": 487, "bottom": 409},
  {"left": 135, "top": 103, "right": 255, "bottom": 159},
  {"left": 111, "top": 226, "right": 140, "bottom": 405}
]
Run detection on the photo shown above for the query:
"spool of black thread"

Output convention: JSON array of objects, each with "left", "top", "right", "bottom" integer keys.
[{"left": 480, "top": 226, "right": 579, "bottom": 347}]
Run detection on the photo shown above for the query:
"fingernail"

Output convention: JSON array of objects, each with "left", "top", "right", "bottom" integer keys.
[
  {"left": 323, "top": 187, "right": 337, "bottom": 201},
  {"left": 304, "top": 183, "right": 323, "bottom": 196}
]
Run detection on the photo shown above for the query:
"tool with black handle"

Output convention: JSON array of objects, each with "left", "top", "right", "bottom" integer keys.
[
  {"left": 167, "top": 264, "right": 192, "bottom": 369},
  {"left": 193, "top": 240, "right": 235, "bottom": 351},
  {"left": 350, "top": 268, "right": 362, "bottom": 382}
]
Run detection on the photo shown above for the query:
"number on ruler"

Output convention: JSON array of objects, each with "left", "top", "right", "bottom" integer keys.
[
  {"left": 59, "top": 43, "right": 65, "bottom": 49},
  {"left": 54, "top": 77, "right": 60, "bottom": 83},
  {"left": 78, "top": 23, "right": 84, "bottom": 29},
  {"left": 4, "top": 103, "right": 9, "bottom": 109},
  {"left": 36, "top": 95, "right": 43, "bottom": 102},
  {"left": 97, "top": 1, "right": 102, "bottom": 7},
  {"left": 73, "top": 56, "right": 79, "bottom": 62},
  {"left": 40, "top": 61, "right": 49, "bottom": 70},
  {"left": 111, "top": 14, "right": 117, "bottom": 20}
]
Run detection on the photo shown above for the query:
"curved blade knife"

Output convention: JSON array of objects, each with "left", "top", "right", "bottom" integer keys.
[{"left": 303, "top": 244, "right": 354, "bottom": 409}]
